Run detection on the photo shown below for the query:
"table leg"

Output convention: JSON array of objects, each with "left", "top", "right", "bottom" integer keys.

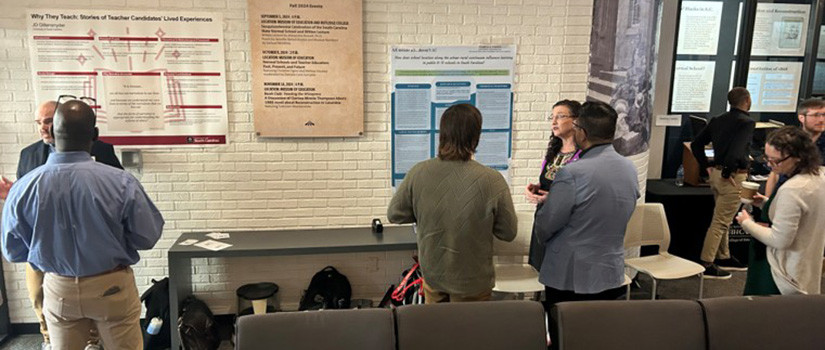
[{"left": 168, "top": 255, "right": 192, "bottom": 350}]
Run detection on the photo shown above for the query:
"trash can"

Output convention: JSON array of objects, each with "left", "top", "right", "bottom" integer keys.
[{"left": 236, "top": 282, "right": 279, "bottom": 316}]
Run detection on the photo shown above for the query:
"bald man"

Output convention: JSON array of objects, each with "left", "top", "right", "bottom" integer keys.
[
  {"left": 2, "top": 100, "right": 163, "bottom": 350},
  {"left": 0, "top": 101, "right": 122, "bottom": 350}
]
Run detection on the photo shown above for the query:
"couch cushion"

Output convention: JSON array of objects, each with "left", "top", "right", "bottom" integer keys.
[
  {"left": 700, "top": 295, "right": 825, "bottom": 350},
  {"left": 552, "top": 300, "right": 705, "bottom": 350},
  {"left": 236, "top": 308, "right": 395, "bottom": 350},
  {"left": 395, "top": 300, "right": 546, "bottom": 350}
]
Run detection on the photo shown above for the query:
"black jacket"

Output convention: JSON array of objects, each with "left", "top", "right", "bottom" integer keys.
[{"left": 17, "top": 140, "right": 123, "bottom": 179}]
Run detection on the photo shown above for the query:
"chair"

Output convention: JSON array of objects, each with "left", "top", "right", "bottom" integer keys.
[
  {"left": 235, "top": 308, "right": 395, "bottom": 350},
  {"left": 551, "top": 299, "right": 706, "bottom": 350},
  {"left": 700, "top": 295, "right": 825, "bottom": 350},
  {"left": 624, "top": 203, "right": 704, "bottom": 299},
  {"left": 493, "top": 212, "right": 544, "bottom": 300},
  {"left": 395, "top": 301, "right": 547, "bottom": 350}
]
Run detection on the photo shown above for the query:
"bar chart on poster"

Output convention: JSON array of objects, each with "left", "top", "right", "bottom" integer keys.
[
  {"left": 26, "top": 10, "right": 228, "bottom": 146},
  {"left": 390, "top": 46, "right": 515, "bottom": 187}
]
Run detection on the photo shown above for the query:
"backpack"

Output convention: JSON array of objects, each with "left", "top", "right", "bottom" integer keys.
[
  {"left": 141, "top": 278, "right": 170, "bottom": 350},
  {"left": 178, "top": 296, "right": 220, "bottom": 350},
  {"left": 299, "top": 266, "right": 352, "bottom": 310}
]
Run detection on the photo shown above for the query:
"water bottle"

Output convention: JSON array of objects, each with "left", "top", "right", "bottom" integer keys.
[
  {"left": 147, "top": 317, "right": 162, "bottom": 335},
  {"left": 675, "top": 165, "right": 685, "bottom": 187}
]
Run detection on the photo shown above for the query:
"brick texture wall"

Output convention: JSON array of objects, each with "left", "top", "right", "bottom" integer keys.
[{"left": 0, "top": 0, "right": 597, "bottom": 321}]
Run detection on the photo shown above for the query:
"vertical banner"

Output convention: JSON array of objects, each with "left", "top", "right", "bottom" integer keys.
[
  {"left": 249, "top": 0, "right": 364, "bottom": 137},
  {"left": 390, "top": 46, "right": 516, "bottom": 186},
  {"left": 588, "top": 0, "right": 659, "bottom": 157},
  {"left": 27, "top": 10, "right": 228, "bottom": 146}
]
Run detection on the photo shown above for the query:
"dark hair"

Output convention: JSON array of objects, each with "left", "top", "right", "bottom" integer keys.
[
  {"left": 577, "top": 101, "right": 617, "bottom": 142},
  {"left": 766, "top": 126, "right": 822, "bottom": 176},
  {"left": 438, "top": 104, "right": 482, "bottom": 161},
  {"left": 727, "top": 87, "right": 750, "bottom": 108},
  {"left": 797, "top": 98, "right": 825, "bottom": 116},
  {"left": 544, "top": 100, "right": 582, "bottom": 165}
]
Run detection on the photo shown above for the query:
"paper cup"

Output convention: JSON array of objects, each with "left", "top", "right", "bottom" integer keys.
[
  {"left": 252, "top": 299, "right": 268, "bottom": 315},
  {"left": 740, "top": 181, "right": 760, "bottom": 204}
]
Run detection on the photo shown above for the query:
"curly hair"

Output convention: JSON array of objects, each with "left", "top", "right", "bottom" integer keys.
[
  {"left": 766, "top": 126, "right": 822, "bottom": 176},
  {"left": 544, "top": 100, "right": 582, "bottom": 165}
]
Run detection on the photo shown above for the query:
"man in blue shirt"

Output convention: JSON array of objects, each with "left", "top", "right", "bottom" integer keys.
[
  {"left": 2, "top": 100, "right": 164, "bottom": 350},
  {"left": 1, "top": 100, "right": 123, "bottom": 350}
]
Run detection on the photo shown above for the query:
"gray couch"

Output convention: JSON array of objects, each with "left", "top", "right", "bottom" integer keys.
[
  {"left": 552, "top": 294, "right": 825, "bottom": 350},
  {"left": 235, "top": 300, "right": 547, "bottom": 350}
]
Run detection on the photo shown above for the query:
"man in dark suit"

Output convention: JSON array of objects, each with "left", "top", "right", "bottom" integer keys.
[{"left": 1, "top": 100, "right": 121, "bottom": 350}]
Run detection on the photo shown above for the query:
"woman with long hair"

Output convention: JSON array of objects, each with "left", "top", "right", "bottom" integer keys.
[
  {"left": 525, "top": 100, "right": 582, "bottom": 270},
  {"left": 736, "top": 126, "right": 825, "bottom": 295}
]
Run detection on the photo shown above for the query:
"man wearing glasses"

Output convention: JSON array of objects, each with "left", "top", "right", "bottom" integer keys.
[
  {"left": 691, "top": 87, "right": 756, "bottom": 279},
  {"left": 0, "top": 99, "right": 122, "bottom": 350},
  {"left": 2, "top": 99, "right": 163, "bottom": 350}
]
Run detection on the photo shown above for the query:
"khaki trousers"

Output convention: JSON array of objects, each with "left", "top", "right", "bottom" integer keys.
[
  {"left": 700, "top": 169, "right": 747, "bottom": 263},
  {"left": 25, "top": 264, "right": 48, "bottom": 343},
  {"left": 422, "top": 281, "right": 492, "bottom": 304},
  {"left": 43, "top": 267, "right": 142, "bottom": 350}
]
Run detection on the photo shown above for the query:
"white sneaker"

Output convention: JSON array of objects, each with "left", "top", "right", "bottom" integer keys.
[
  {"left": 41, "top": 343, "right": 51, "bottom": 350},
  {"left": 84, "top": 343, "right": 102, "bottom": 350}
]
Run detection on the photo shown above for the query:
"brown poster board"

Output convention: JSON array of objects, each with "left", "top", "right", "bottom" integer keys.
[{"left": 249, "top": 0, "right": 364, "bottom": 137}]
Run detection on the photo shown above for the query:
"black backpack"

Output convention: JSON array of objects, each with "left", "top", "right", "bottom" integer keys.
[
  {"left": 299, "top": 266, "right": 352, "bottom": 310},
  {"left": 178, "top": 296, "right": 220, "bottom": 350},
  {"left": 141, "top": 278, "right": 171, "bottom": 350}
]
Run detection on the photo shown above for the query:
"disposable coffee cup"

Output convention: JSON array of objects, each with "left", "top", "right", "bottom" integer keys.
[
  {"left": 740, "top": 181, "right": 760, "bottom": 203},
  {"left": 251, "top": 299, "right": 267, "bottom": 315}
]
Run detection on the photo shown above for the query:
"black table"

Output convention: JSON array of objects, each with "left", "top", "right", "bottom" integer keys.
[{"left": 168, "top": 225, "right": 418, "bottom": 349}]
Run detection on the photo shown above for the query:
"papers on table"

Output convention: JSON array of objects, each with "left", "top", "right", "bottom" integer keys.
[
  {"left": 177, "top": 232, "right": 233, "bottom": 250},
  {"left": 178, "top": 239, "right": 199, "bottom": 246},
  {"left": 194, "top": 239, "right": 233, "bottom": 251},
  {"left": 206, "top": 232, "right": 231, "bottom": 240}
]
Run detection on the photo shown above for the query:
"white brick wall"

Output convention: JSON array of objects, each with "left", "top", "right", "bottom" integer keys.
[{"left": 0, "top": 0, "right": 595, "bottom": 321}]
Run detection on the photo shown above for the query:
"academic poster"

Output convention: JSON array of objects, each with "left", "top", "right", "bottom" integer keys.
[
  {"left": 390, "top": 46, "right": 515, "bottom": 186},
  {"left": 27, "top": 9, "right": 228, "bottom": 146}
]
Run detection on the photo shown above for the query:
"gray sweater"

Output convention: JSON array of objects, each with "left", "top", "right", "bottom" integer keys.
[{"left": 387, "top": 158, "right": 517, "bottom": 295}]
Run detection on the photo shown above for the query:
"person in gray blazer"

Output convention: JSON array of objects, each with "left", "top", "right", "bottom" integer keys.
[{"left": 535, "top": 101, "right": 639, "bottom": 311}]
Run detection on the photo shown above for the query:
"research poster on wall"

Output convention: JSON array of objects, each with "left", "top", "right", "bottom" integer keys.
[
  {"left": 746, "top": 61, "right": 802, "bottom": 112},
  {"left": 671, "top": 61, "right": 716, "bottom": 113},
  {"left": 676, "top": 1, "right": 723, "bottom": 56},
  {"left": 751, "top": 3, "right": 810, "bottom": 57},
  {"left": 27, "top": 10, "right": 228, "bottom": 146},
  {"left": 390, "top": 46, "right": 515, "bottom": 187},
  {"left": 248, "top": 0, "right": 363, "bottom": 138}
]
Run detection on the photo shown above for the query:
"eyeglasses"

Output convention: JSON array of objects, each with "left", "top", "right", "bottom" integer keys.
[
  {"left": 763, "top": 154, "right": 791, "bottom": 166},
  {"left": 571, "top": 122, "right": 586, "bottom": 133},
  {"left": 547, "top": 113, "right": 574, "bottom": 121},
  {"left": 803, "top": 112, "right": 825, "bottom": 118},
  {"left": 54, "top": 95, "right": 97, "bottom": 117}
]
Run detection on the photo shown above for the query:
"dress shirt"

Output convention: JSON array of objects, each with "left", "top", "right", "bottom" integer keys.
[
  {"left": 691, "top": 108, "right": 755, "bottom": 178},
  {"left": 2, "top": 151, "right": 163, "bottom": 277}
]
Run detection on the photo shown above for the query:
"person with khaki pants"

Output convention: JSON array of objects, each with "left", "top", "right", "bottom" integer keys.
[
  {"left": 701, "top": 169, "right": 748, "bottom": 266},
  {"left": 2, "top": 99, "right": 163, "bottom": 350},
  {"left": 1, "top": 100, "right": 123, "bottom": 350},
  {"left": 691, "top": 87, "right": 756, "bottom": 279}
]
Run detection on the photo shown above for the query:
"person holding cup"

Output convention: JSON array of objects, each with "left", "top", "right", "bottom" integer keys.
[
  {"left": 524, "top": 100, "right": 582, "bottom": 270},
  {"left": 736, "top": 126, "right": 825, "bottom": 295}
]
